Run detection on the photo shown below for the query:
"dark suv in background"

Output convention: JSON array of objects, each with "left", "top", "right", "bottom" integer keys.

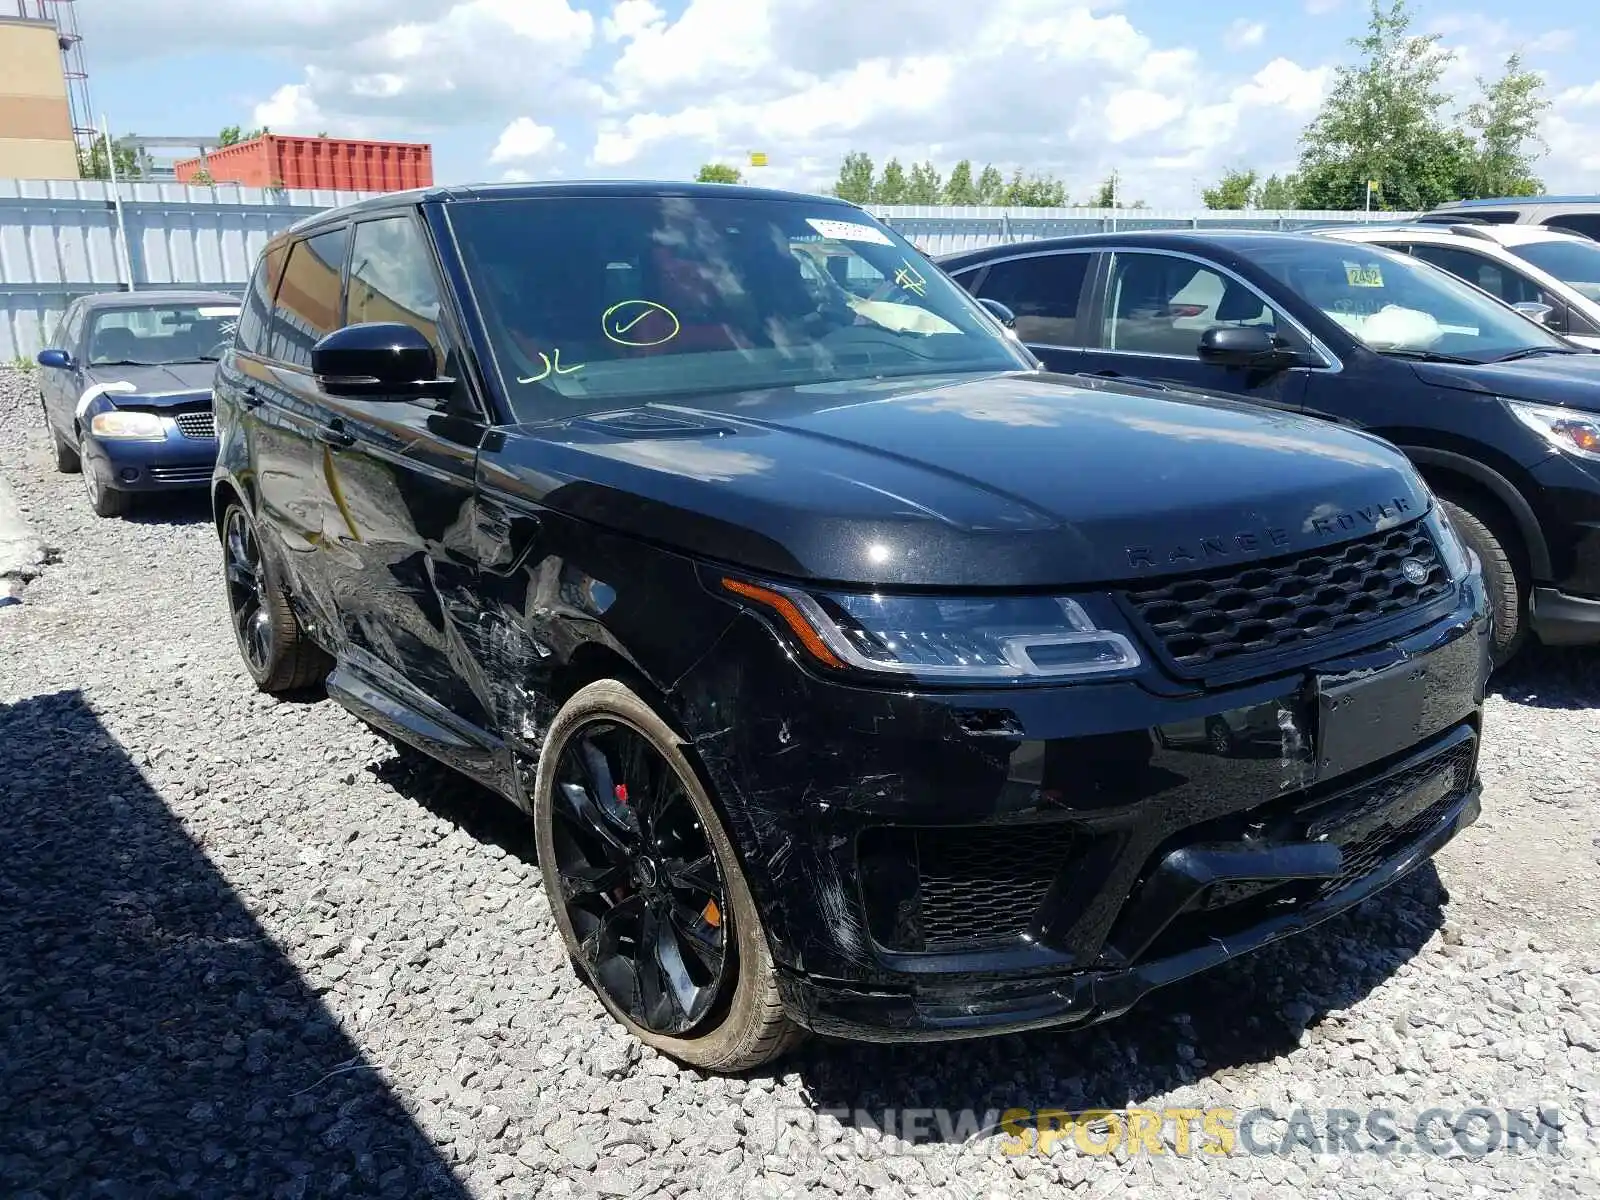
[
  {"left": 944, "top": 230, "right": 1600, "bottom": 664},
  {"left": 212, "top": 182, "right": 1489, "bottom": 1070}
]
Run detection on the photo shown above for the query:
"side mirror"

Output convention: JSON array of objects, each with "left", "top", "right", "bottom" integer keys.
[
  {"left": 1196, "top": 325, "right": 1298, "bottom": 369},
  {"left": 977, "top": 297, "right": 1017, "bottom": 329},
  {"left": 36, "top": 348, "right": 71, "bottom": 370},
  {"left": 1512, "top": 300, "right": 1554, "bottom": 326},
  {"left": 311, "top": 323, "right": 451, "bottom": 399}
]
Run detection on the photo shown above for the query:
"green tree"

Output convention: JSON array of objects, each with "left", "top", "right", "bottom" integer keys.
[
  {"left": 1295, "top": 1, "right": 1471, "bottom": 210},
  {"left": 1093, "top": 171, "right": 1119, "bottom": 208},
  {"left": 1005, "top": 172, "right": 1067, "bottom": 207},
  {"left": 77, "top": 134, "right": 140, "bottom": 181},
  {"left": 944, "top": 159, "right": 978, "bottom": 205},
  {"left": 906, "top": 160, "right": 943, "bottom": 204},
  {"left": 695, "top": 162, "right": 743, "bottom": 183},
  {"left": 874, "top": 158, "right": 908, "bottom": 204},
  {"left": 1202, "top": 167, "right": 1258, "bottom": 210},
  {"left": 832, "top": 151, "right": 875, "bottom": 203},
  {"left": 975, "top": 164, "right": 1005, "bottom": 205},
  {"left": 218, "top": 125, "right": 269, "bottom": 147},
  {"left": 1463, "top": 53, "right": 1548, "bottom": 198},
  {"left": 1255, "top": 173, "right": 1302, "bottom": 209}
]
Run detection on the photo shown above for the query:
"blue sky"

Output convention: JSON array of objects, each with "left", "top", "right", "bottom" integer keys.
[{"left": 75, "top": 0, "right": 1600, "bottom": 206}]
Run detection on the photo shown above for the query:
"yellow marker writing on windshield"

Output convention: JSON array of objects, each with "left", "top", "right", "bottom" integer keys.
[
  {"left": 517, "top": 349, "right": 585, "bottom": 384},
  {"left": 893, "top": 261, "right": 928, "bottom": 297},
  {"left": 603, "top": 300, "right": 681, "bottom": 347}
]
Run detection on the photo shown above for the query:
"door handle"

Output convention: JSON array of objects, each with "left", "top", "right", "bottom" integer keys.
[
  {"left": 314, "top": 420, "right": 356, "bottom": 448},
  {"left": 240, "top": 385, "right": 264, "bottom": 410}
]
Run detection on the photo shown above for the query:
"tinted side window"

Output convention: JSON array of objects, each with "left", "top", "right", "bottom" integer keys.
[
  {"left": 1103, "top": 252, "right": 1279, "bottom": 357},
  {"left": 236, "top": 243, "right": 287, "bottom": 356},
  {"left": 1544, "top": 214, "right": 1600, "bottom": 239},
  {"left": 270, "top": 228, "right": 348, "bottom": 368},
  {"left": 347, "top": 217, "right": 442, "bottom": 359},
  {"left": 1409, "top": 244, "right": 1540, "bottom": 304},
  {"left": 57, "top": 303, "right": 84, "bottom": 351},
  {"left": 974, "top": 254, "right": 1089, "bottom": 345}
]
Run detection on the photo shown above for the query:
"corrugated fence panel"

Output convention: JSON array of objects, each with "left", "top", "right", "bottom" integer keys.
[
  {"left": 0, "top": 183, "right": 1416, "bottom": 360},
  {"left": 0, "top": 177, "right": 379, "bottom": 360}
]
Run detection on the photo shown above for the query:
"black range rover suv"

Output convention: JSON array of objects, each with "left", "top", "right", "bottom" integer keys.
[{"left": 212, "top": 183, "right": 1489, "bottom": 1070}]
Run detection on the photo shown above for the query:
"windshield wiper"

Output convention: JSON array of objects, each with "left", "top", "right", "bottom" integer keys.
[
  {"left": 1074, "top": 370, "right": 1170, "bottom": 391},
  {"left": 1378, "top": 349, "right": 1480, "bottom": 364},
  {"left": 91, "top": 359, "right": 151, "bottom": 367},
  {"left": 1493, "top": 346, "right": 1582, "bottom": 363}
]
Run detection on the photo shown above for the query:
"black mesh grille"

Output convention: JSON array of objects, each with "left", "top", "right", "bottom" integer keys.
[
  {"left": 1313, "top": 740, "right": 1476, "bottom": 896},
  {"left": 1122, "top": 520, "right": 1452, "bottom": 674},
  {"left": 174, "top": 411, "right": 216, "bottom": 439},
  {"left": 914, "top": 824, "right": 1077, "bottom": 952},
  {"left": 1131, "top": 731, "right": 1475, "bottom": 964}
]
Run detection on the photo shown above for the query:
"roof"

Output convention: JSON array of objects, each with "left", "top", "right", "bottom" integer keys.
[
  {"left": 1434, "top": 196, "right": 1600, "bottom": 209},
  {"left": 937, "top": 228, "right": 1326, "bottom": 269},
  {"left": 1321, "top": 222, "right": 1589, "bottom": 247},
  {"left": 286, "top": 180, "right": 859, "bottom": 234},
  {"left": 75, "top": 289, "right": 241, "bottom": 311}
]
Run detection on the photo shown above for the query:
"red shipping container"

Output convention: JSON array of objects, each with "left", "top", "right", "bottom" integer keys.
[{"left": 175, "top": 135, "right": 433, "bottom": 193}]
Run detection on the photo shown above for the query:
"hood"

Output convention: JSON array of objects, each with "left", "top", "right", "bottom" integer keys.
[
  {"left": 487, "top": 372, "right": 1429, "bottom": 589},
  {"left": 1412, "top": 351, "right": 1600, "bottom": 413},
  {"left": 85, "top": 362, "right": 216, "bottom": 406}
]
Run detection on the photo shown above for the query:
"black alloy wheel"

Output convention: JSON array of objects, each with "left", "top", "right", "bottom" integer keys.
[
  {"left": 219, "top": 502, "right": 330, "bottom": 693},
  {"left": 548, "top": 719, "right": 731, "bottom": 1036},
  {"left": 224, "top": 505, "right": 273, "bottom": 676}
]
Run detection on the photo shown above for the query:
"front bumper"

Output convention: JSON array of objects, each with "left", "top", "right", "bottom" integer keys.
[
  {"left": 674, "top": 573, "right": 1490, "bottom": 1040},
  {"left": 83, "top": 428, "right": 217, "bottom": 492}
]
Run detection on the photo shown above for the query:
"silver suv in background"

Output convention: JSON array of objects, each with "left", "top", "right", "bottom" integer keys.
[{"left": 1419, "top": 196, "right": 1600, "bottom": 240}]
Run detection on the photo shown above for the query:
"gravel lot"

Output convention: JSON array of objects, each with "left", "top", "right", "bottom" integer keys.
[{"left": 1, "top": 362, "right": 1598, "bottom": 1199}]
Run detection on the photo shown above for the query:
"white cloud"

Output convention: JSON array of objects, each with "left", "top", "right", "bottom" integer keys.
[
  {"left": 253, "top": 83, "right": 326, "bottom": 131},
  {"left": 1225, "top": 20, "right": 1265, "bottom": 50},
  {"left": 490, "top": 117, "right": 560, "bottom": 163},
  {"left": 602, "top": 0, "right": 666, "bottom": 42},
  {"left": 78, "top": 0, "right": 1600, "bottom": 205},
  {"left": 1557, "top": 81, "right": 1600, "bottom": 109}
]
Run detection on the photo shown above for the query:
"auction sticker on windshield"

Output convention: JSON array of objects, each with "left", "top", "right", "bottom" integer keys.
[
  {"left": 1344, "top": 262, "right": 1384, "bottom": 288},
  {"left": 806, "top": 218, "right": 894, "bottom": 245}
]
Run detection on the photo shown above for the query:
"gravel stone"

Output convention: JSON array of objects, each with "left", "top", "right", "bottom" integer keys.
[{"left": 2, "top": 363, "right": 1599, "bottom": 1198}]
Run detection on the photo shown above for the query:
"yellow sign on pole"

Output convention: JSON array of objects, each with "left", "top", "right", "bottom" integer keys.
[{"left": 749, "top": 152, "right": 768, "bottom": 167}]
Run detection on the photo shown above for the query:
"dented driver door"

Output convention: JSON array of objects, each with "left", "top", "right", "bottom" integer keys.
[{"left": 305, "top": 213, "right": 495, "bottom": 729}]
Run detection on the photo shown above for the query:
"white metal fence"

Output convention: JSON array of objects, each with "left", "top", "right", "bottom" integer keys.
[
  {"left": 0, "top": 179, "right": 374, "bottom": 362},
  {"left": 0, "top": 179, "right": 1415, "bottom": 361}
]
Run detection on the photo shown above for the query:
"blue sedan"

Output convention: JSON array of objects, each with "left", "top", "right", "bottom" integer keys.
[{"left": 36, "top": 291, "right": 239, "bottom": 517}]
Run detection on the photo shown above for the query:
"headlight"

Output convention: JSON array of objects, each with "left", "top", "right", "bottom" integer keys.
[
  {"left": 90, "top": 410, "right": 166, "bottom": 440},
  {"left": 1425, "top": 506, "right": 1473, "bottom": 581},
  {"left": 721, "top": 578, "right": 1142, "bottom": 681},
  {"left": 1505, "top": 399, "right": 1600, "bottom": 462}
]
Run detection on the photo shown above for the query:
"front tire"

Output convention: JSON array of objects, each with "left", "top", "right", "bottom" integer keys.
[
  {"left": 533, "top": 679, "right": 803, "bottom": 1072},
  {"left": 83, "top": 463, "right": 129, "bottom": 517},
  {"left": 220, "top": 502, "right": 330, "bottom": 693},
  {"left": 1439, "top": 498, "right": 1524, "bottom": 668}
]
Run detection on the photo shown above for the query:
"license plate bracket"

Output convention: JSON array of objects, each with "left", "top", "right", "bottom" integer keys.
[{"left": 1315, "top": 657, "right": 1434, "bottom": 779}]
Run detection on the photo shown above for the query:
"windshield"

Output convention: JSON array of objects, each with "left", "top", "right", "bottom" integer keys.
[
  {"left": 1265, "top": 239, "right": 1568, "bottom": 362},
  {"left": 86, "top": 303, "right": 240, "bottom": 365},
  {"left": 1505, "top": 239, "right": 1600, "bottom": 303},
  {"left": 447, "top": 195, "right": 1028, "bottom": 416}
]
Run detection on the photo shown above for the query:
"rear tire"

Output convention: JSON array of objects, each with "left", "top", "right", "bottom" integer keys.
[
  {"left": 1439, "top": 497, "right": 1524, "bottom": 668},
  {"left": 533, "top": 679, "right": 804, "bottom": 1072},
  {"left": 45, "top": 403, "right": 80, "bottom": 473},
  {"left": 220, "top": 502, "right": 331, "bottom": 693}
]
